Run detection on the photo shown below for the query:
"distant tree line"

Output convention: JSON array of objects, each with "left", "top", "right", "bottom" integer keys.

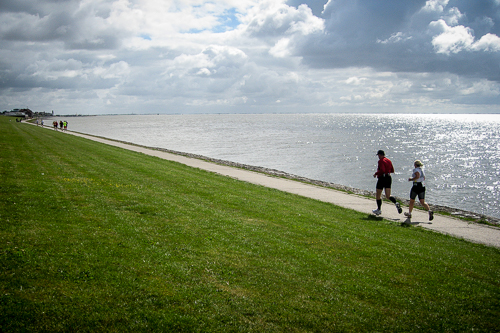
[{"left": 2, "top": 109, "right": 54, "bottom": 118}]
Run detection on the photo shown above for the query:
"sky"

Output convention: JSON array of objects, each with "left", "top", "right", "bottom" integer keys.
[{"left": 1, "top": 0, "right": 499, "bottom": 115}]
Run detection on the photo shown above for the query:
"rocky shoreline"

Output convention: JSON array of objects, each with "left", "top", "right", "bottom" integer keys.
[{"left": 152, "top": 147, "right": 500, "bottom": 227}]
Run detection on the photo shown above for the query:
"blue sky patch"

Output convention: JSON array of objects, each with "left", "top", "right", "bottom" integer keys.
[{"left": 213, "top": 8, "right": 240, "bottom": 33}]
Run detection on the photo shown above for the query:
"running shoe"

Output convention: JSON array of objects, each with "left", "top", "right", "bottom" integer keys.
[
  {"left": 372, "top": 209, "right": 382, "bottom": 216},
  {"left": 429, "top": 210, "right": 434, "bottom": 221},
  {"left": 396, "top": 202, "right": 402, "bottom": 214},
  {"left": 404, "top": 212, "right": 412, "bottom": 218}
]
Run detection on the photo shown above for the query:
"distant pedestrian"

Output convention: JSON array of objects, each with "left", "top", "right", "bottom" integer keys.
[
  {"left": 41, "top": 119, "right": 44, "bottom": 126},
  {"left": 372, "top": 150, "right": 402, "bottom": 216},
  {"left": 63, "top": 120, "right": 67, "bottom": 130},
  {"left": 59, "top": 120, "right": 63, "bottom": 129},
  {"left": 53, "top": 121, "right": 58, "bottom": 130},
  {"left": 404, "top": 160, "right": 433, "bottom": 221}
]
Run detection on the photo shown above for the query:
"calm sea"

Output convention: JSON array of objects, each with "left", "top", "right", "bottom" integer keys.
[{"left": 61, "top": 113, "right": 500, "bottom": 218}]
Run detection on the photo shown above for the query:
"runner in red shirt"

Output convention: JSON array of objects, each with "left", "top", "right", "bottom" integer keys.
[{"left": 372, "top": 150, "right": 402, "bottom": 216}]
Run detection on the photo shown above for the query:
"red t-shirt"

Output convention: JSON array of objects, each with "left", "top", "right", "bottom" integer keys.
[{"left": 375, "top": 157, "right": 394, "bottom": 178}]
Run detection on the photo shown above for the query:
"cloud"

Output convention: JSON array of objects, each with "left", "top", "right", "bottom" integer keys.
[
  {"left": 0, "top": 0, "right": 499, "bottom": 114},
  {"left": 430, "top": 19, "right": 500, "bottom": 54},
  {"left": 421, "top": 0, "right": 449, "bottom": 13},
  {"left": 244, "top": 1, "right": 324, "bottom": 42},
  {"left": 377, "top": 32, "right": 413, "bottom": 44},
  {"left": 269, "top": 38, "right": 292, "bottom": 57},
  {"left": 471, "top": 33, "right": 500, "bottom": 52},
  {"left": 164, "top": 44, "right": 248, "bottom": 80},
  {"left": 429, "top": 19, "right": 475, "bottom": 54},
  {"left": 296, "top": 0, "right": 500, "bottom": 80}
]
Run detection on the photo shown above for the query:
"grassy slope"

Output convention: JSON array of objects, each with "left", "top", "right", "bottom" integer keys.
[{"left": 1, "top": 117, "right": 499, "bottom": 332}]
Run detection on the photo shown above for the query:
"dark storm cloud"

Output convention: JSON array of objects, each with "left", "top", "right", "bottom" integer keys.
[{"left": 290, "top": 0, "right": 500, "bottom": 81}]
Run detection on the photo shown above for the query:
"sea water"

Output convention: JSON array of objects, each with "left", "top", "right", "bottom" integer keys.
[{"left": 61, "top": 113, "right": 500, "bottom": 218}]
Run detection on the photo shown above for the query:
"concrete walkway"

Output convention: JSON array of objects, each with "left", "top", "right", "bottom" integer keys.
[{"left": 54, "top": 127, "right": 500, "bottom": 249}]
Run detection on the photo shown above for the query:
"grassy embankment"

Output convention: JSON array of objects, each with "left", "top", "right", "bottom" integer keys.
[{"left": 1, "top": 117, "right": 499, "bottom": 332}]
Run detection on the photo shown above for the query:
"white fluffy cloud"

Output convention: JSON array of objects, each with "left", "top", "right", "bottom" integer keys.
[
  {"left": 430, "top": 18, "right": 500, "bottom": 54},
  {"left": 0, "top": 0, "right": 499, "bottom": 114},
  {"left": 430, "top": 19, "right": 475, "bottom": 54}
]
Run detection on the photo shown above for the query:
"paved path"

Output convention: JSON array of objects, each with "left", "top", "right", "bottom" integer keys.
[{"left": 49, "top": 127, "right": 500, "bottom": 249}]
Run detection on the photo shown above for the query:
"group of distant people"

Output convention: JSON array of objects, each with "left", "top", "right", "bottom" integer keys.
[
  {"left": 372, "top": 150, "right": 433, "bottom": 221},
  {"left": 52, "top": 120, "right": 68, "bottom": 131}
]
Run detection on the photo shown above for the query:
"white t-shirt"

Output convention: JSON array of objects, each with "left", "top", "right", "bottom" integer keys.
[{"left": 412, "top": 167, "right": 425, "bottom": 184}]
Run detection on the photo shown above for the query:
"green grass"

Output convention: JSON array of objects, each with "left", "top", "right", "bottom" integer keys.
[{"left": 1, "top": 117, "right": 500, "bottom": 332}]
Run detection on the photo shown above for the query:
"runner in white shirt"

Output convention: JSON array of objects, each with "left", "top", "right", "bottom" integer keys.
[{"left": 404, "top": 160, "right": 434, "bottom": 221}]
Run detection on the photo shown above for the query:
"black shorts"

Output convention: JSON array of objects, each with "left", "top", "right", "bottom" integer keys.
[
  {"left": 410, "top": 183, "right": 426, "bottom": 200},
  {"left": 376, "top": 175, "right": 392, "bottom": 190}
]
